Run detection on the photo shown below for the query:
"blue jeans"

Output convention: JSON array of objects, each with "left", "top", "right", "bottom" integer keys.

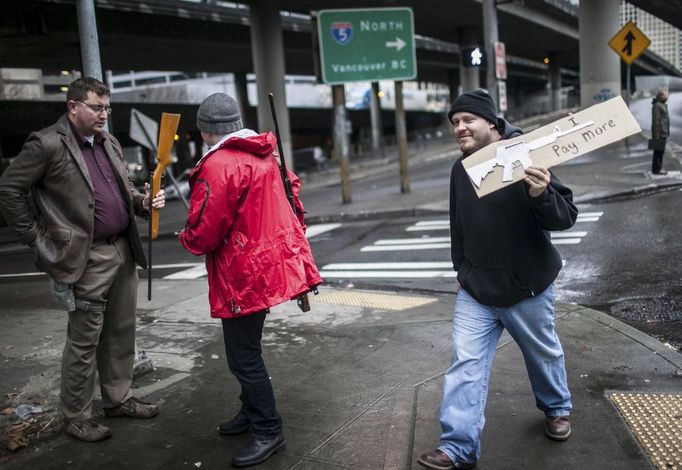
[{"left": 439, "top": 285, "right": 571, "bottom": 464}]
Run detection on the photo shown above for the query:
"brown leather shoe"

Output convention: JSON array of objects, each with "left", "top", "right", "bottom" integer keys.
[
  {"left": 65, "top": 418, "right": 112, "bottom": 442},
  {"left": 104, "top": 396, "right": 159, "bottom": 419},
  {"left": 546, "top": 415, "right": 571, "bottom": 441},
  {"left": 418, "top": 449, "right": 476, "bottom": 469}
]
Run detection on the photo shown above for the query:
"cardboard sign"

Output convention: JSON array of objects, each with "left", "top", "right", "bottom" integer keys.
[{"left": 462, "top": 96, "right": 641, "bottom": 198}]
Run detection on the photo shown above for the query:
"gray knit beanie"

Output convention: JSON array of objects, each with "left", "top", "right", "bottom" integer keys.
[
  {"left": 447, "top": 89, "right": 499, "bottom": 129},
  {"left": 196, "top": 93, "right": 244, "bottom": 135}
]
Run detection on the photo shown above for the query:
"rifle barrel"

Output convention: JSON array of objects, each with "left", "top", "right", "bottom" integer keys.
[{"left": 267, "top": 93, "right": 310, "bottom": 312}]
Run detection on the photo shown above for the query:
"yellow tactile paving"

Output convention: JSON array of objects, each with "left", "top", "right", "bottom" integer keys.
[
  {"left": 312, "top": 289, "right": 438, "bottom": 311},
  {"left": 609, "top": 392, "right": 682, "bottom": 470}
]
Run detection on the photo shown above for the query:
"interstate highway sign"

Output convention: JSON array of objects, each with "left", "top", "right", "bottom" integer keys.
[
  {"left": 317, "top": 8, "right": 417, "bottom": 84},
  {"left": 609, "top": 21, "right": 650, "bottom": 64}
]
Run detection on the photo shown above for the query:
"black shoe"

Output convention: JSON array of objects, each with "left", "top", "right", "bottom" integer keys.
[
  {"left": 231, "top": 434, "right": 286, "bottom": 468},
  {"left": 219, "top": 413, "right": 251, "bottom": 435}
]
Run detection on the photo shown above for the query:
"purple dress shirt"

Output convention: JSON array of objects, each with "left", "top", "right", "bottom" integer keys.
[{"left": 70, "top": 123, "right": 130, "bottom": 240}]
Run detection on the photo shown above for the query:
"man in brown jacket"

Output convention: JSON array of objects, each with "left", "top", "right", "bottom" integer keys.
[{"left": 0, "top": 77, "right": 164, "bottom": 442}]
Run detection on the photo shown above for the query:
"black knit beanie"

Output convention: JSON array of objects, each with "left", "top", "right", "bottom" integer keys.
[{"left": 447, "top": 90, "right": 498, "bottom": 128}]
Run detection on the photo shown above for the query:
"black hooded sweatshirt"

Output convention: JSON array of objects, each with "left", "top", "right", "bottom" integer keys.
[{"left": 449, "top": 118, "right": 578, "bottom": 307}]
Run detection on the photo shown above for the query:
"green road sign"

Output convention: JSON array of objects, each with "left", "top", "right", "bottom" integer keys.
[{"left": 317, "top": 8, "right": 417, "bottom": 84}]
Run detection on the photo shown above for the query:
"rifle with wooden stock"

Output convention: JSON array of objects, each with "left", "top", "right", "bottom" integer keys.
[
  {"left": 267, "top": 93, "right": 312, "bottom": 312},
  {"left": 148, "top": 112, "right": 181, "bottom": 301}
]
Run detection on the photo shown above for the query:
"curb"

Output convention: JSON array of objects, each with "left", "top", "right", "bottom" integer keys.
[
  {"left": 574, "top": 306, "right": 682, "bottom": 369},
  {"left": 575, "top": 181, "right": 682, "bottom": 204}
]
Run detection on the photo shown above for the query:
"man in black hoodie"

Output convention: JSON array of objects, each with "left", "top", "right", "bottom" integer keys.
[{"left": 418, "top": 90, "right": 578, "bottom": 470}]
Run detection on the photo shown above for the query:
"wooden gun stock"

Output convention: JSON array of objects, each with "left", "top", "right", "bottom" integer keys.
[
  {"left": 150, "top": 112, "right": 181, "bottom": 239},
  {"left": 148, "top": 112, "right": 181, "bottom": 301}
]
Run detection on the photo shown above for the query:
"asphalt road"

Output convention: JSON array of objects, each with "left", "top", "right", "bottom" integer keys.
[{"left": 2, "top": 186, "right": 681, "bottom": 350}]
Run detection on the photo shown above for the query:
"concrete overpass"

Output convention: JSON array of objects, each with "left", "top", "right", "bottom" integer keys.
[
  {"left": 0, "top": 0, "right": 680, "bottom": 176},
  {"left": 1, "top": 0, "right": 676, "bottom": 82}
]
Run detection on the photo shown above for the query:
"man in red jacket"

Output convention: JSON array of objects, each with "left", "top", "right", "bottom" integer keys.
[{"left": 179, "top": 93, "right": 322, "bottom": 468}]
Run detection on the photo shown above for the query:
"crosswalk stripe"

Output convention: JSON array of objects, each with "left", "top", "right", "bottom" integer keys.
[
  {"left": 0, "top": 272, "right": 44, "bottom": 278},
  {"left": 163, "top": 264, "right": 207, "bottom": 280},
  {"left": 406, "top": 225, "right": 449, "bottom": 231},
  {"left": 306, "top": 223, "right": 342, "bottom": 238},
  {"left": 551, "top": 238, "right": 583, "bottom": 245},
  {"left": 322, "top": 262, "right": 453, "bottom": 270},
  {"left": 407, "top": 212, "right": 603, "bottom": 231},
  {"left": 375, "top": 237, "right": 450, "bottom": 245},
  {"left": 321, "top": 260, "right": 568, "bottom": 279},
  {"left": 361, "top": 243, "right": 452, "bottom": 251},
  {"left": 320, "top": 270, "right": 457, "bottom": 278},
  {"left": 363, "top": 230, "right": 589, "bottom": 251},
  {"left": 414, "top": 220, "right": 449, "bottom": 226},
  {"left": 150, "top": 262, "right": 203, "bottom": 269},
  {"left": 551, "top": 231, "right": 588, "bottom": 238}
]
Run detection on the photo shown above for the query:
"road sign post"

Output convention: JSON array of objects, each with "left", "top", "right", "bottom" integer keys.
[
  {"left": 494, "top": 42, "right": 506, "bottom": 80},
  {"left": 316, "top": 8, "right": 416, "bottom": 84}
]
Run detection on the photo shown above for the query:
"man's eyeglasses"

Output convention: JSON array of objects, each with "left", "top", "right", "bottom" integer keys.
[{"left": 76, "top": 101, "right": 112, "bottom": 115}]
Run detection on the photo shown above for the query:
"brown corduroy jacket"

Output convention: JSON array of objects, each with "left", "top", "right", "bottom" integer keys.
[{"left": 0, "top": 114, "right": 148, "bottom": 283}]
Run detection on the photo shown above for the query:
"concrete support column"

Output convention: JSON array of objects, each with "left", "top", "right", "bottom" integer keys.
[
  {"left": 482, "top": 0, "right": 499, "bottom": 110},
  {"left": 233, "top": 72, "right": 256, "bottom": 130},
  {"left": 549, "top": 53, "right": 562, "bottom": 111},
  {"left": 579, "top": 0, "right": 620, "bottom": 107},
  {"left": 249, "top": 0, "right": 292, "bottom": 167},
  {"left": 459, "top": 28, "right": 480, "bottom": 92},
  {"left": 369, "top": 82, "right": 383, "bottom": 152}
]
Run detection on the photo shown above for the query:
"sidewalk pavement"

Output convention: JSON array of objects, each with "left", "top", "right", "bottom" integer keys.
[{"left": 1, "top": 116, "right": 682, "bottom": 469}]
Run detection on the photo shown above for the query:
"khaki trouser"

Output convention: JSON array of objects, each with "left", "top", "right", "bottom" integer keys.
[{"left": 60, "top": 235, "right": 137, "bottom": 423}]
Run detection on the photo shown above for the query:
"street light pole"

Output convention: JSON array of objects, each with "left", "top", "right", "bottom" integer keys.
[
  {"left": 482, "top": 0, "right": 500, "bottom": 112},
  {"left": 75, "top": 0, "right": 104, "bottom": 81}
]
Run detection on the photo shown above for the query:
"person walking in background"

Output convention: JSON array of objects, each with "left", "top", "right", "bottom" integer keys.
[
  {"left": 650, "top": 86, "right": 670, "bottom": 175},
  {"left": 179, "top": 93, "right": 322, "bottom": 468},
  {"left": 418, "top": 90, "right": 578, "bottom": 470},
  {"left": 0, "top": 77, "right": 164, "bottom": 442}
]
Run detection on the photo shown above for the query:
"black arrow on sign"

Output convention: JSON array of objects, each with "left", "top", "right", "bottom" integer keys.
[{"left": 622, "top": 31, "right": 635, "bottom": 56}]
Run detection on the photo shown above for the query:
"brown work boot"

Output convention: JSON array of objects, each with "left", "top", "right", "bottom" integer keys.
[
  {"left": 546, "top": 415, "right": 572, "bottom": 441},
  {"left": 65, "top": 418, "right": 112, "bottom": 442},
  {"left": 418, "top": 449, "right": 476, "bottom": 469},
  {"left": 104, "top": 396, "right": 159, "bottom": 419}
]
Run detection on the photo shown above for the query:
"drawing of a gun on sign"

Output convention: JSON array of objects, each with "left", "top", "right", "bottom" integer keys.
[{"left": 462, "top": 96, "right": 641, "bottom": 198}]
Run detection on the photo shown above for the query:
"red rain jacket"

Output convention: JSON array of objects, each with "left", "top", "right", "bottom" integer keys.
[{"left": 179, "top": 132, "right": 322, "bottom": 318}]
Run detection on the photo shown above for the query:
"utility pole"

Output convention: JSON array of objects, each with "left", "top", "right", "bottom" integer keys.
[
  {"left": 75, "top": 0, "right": 104, "bottom": 81},
  {"left": 482, "top": 0, "right": 500, "bottom": 112}
]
